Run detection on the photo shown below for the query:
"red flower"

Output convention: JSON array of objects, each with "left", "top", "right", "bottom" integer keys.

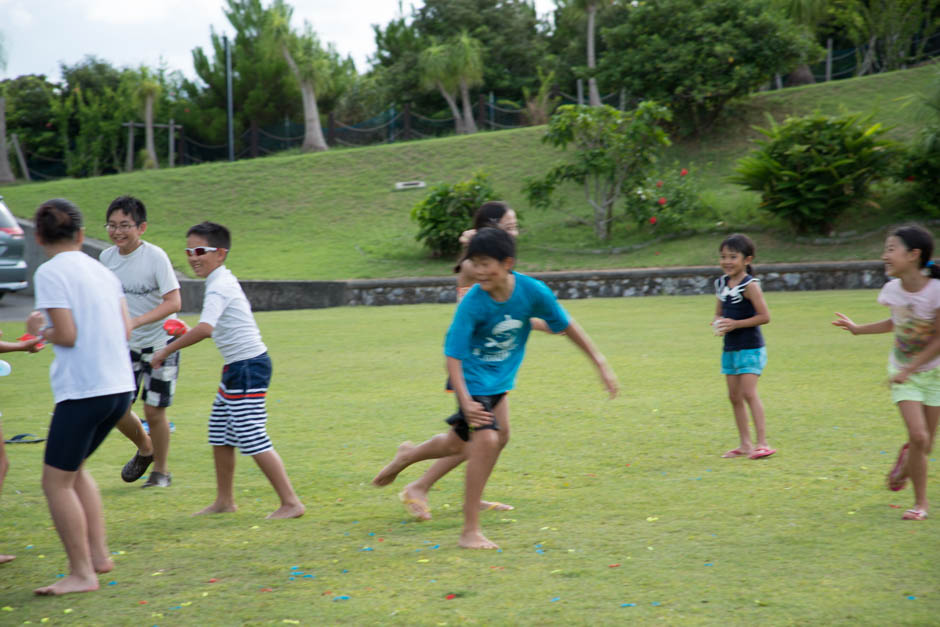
[
  {"left": 656, "top": 180, "right": 664, "bottom": 188},
  {"left": 680, "top": 168, "right": 688, "bottom": 176},
  {"left": 658, "top": 197, "right": 667, "bottom": 206},
  {"left": 649, "top": 216, "right": 657, "bottom": 225}
]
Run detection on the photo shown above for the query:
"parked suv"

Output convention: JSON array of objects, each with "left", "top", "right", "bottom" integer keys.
[{"left": 0, "top": 196, "right": 28, "bottom": 298}]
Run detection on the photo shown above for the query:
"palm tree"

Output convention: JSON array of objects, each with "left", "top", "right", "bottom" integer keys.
[
  {"left": 419, "top": 41, "right": 464, "bottom": 134},
  {"left": 575, "top": 0, "right": 611, "bottom": 106},
  {"left": 0, "top": 33, "right": 15, "bottom": 183},
  {"left": 135, "top": 69, "right": 161, "bottom": 169},
  {"left": 269, "top": 1, "right": 328, "bottom": 152},
  {"left": 419, "top": 33, "right": 484, "bottom": 134}
]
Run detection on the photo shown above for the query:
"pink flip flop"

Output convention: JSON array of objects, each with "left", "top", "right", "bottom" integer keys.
[
  {"left": 887, "top": 443, "right": 909, "bottom": 492},
  {"left": 902, "top": 508, "right": 927, "bottom": 521},
  {"left": 749, "top": 447, "right": 776, "bottom": 460},
  {"left": 721, "top": 448, "right": 748, "bottom": 458}
]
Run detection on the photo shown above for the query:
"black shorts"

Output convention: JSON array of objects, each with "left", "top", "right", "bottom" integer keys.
[
  {"left": 445, "top": 393, "right": 506, "bottom": 442},
  {"left": 44, "top": 392, "right": 133, "bottom": 471}
]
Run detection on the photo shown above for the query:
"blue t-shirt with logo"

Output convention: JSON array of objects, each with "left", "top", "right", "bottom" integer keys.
[{"left": 444, "top": 272, "right": 570, "bottom": 395}]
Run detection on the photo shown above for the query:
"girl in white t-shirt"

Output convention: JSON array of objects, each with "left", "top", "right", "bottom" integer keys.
[
  {"left": 25, "top": 199, "right": 135, "bottom": 595},
  {"left": 833, "top": 225, "right": 940, "bottom": 522}
]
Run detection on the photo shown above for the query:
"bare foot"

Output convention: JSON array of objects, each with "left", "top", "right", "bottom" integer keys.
[
  {"left": 93, "top": 557, "right": 114, "bottom": 574},
  {"left": 480, "top": 500, "right": 513, "bottom": 512},
  {"left": 193, "top": 502, "right": 238, "bottom": 516},
  {"left": 34, "top": 574, "right": 99, "bottom": 596},
  {"left": 459, "top": 530, "right": 499, "bottom": 550},
  {"left": 266, "top": 502, "right": 306, "bottom": 519},
  {"left": 399, "top": 486, "right": 431, "bottom": 521},
  {"left": 372, "top": 441, "right": 414, "bottom": 487},
  {"left": 0, "top": 554, "right": 15, "bottom": 564}
]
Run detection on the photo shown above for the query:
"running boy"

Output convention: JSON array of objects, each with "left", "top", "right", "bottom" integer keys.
[
  {"left": 100, "top": 196, "right": 181, "bottom": 488},
  {"left": 373, "top": 228, "right": 618, "bottom": 549},
  {"left": 150, "top": 222, "right": 304, "bottom": 519}
]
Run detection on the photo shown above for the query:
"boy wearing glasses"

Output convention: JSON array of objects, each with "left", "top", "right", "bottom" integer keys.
[
  {"left": 150, "top": 222, "right": 305, "bottom": 519},
  {"left": 99, "top": 196, "right": 181, "bottom": 488}
]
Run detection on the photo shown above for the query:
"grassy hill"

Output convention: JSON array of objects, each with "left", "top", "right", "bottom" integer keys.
[{"left": 2, "top": 64, "right": 936, "bottom": 281}]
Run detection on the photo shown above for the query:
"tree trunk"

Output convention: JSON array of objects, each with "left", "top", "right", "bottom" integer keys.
[
  {"left": 281, "top": 44, "right": 328, "bottom": 152},
  {"left": 459, "top": 78, "right": 477, "bottom": 134},
  {"left": 437, "top": 82, "right": 464, "bottom": 134},
  {"left": 144, "top": 94, "right": 159, "bottom": 168},
  {"left": 586, "top": 3, "right": 601, "bottom": 107},
  {"left": 787, "top": 64, "right": 816, "bottom": 86},
  {"left": 0, "top": 97, "right": 16, "bottom": 183}
]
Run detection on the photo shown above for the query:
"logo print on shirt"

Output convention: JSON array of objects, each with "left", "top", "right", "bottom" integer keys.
[
  {"left": 475, "top": 315, "right": 523, "bottom": 362},
  {"left": 719, "top": 277, "right": 751, "bottom": 304}
]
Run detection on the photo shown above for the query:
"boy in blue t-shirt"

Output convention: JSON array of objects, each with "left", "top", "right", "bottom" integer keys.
[{"left": 373, "top": 228, "right": 618, "bottom": 549}]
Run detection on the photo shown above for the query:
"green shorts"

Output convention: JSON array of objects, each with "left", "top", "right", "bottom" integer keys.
[{"left": 889, "top": 365, "right": 940, "bottom": 406}]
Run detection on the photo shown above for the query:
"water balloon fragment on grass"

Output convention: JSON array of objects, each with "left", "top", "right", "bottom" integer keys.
[
  {"left": 621, "top": 603, "right": 636, "bottom": 607},
  {"left": 333, "top": 595, "right": 350, "bottom": 601}
]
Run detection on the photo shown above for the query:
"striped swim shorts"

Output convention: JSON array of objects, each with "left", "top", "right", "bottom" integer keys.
[{"left": 209, "top": 352, "right": 273, "bottom": 456}]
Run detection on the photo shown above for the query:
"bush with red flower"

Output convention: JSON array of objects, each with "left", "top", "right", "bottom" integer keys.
[{"left": 624, "top": 164, "right": 714, "bottom": 233}]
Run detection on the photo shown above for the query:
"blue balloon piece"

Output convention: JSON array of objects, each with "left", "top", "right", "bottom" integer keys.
[
  {"left": 621, "top": 603, "right": 636, "bottom": 607},
  {"left": 0, "top": 360, "right": 11, "bottom": 377}
]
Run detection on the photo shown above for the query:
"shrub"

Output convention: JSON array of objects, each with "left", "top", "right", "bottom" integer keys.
[
  {"left": 729, "top": 112, "right": 898, "bottom": 235},
  {"left": 897, "top": 127, "right": 940, "bottom": 216},
  {"left": 411, "top": 171, "right": 498, "bottom": 257},
  {"left": 624, "top": 165, "right": 715, "bottom": 234}
]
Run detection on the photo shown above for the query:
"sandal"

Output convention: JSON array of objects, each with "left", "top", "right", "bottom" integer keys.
[
  {"left": 887, "top": 443, "right": 909, "bottom": 492},
  {"left": 749, "top": 447, "right": 776, "bottom": 460},
  {"left": 721, "top": 448, "right": 748, "bottom": 458},
  {"left": 4, "top": 433, "right": 44, "bottom": 444},
  {"left": 902, "top": 508, "right": 928, "bottom": 521}
]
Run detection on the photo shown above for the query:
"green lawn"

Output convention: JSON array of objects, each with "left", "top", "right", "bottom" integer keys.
[
  {"left": 1, "top": 290, "right": 937, "bottom": 624},
  {"left": 0, "top": 64, "right": 936, "bottom": 281}
]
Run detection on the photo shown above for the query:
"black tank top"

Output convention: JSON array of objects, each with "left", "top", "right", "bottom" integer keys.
[{"left": 715, "top": 274, "right": 765, "bottom": 351}]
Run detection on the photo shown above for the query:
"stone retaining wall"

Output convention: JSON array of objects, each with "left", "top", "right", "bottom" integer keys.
[{"left": 18, "top": 218, "right": 885, "bottom": 312}]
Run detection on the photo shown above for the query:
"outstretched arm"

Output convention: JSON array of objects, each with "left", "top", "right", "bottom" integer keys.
[
  {"left": 150, "top": 322, "right": 213, "bottom": 369},
  {"left": 130, "top": 289, "right": 182, "bottom": 330},
  {"left": 562, "top": 319, "right": 618, "bottom": 399},
  {"left": 832, "top": 313, "right": 893, "bottom": 335}
]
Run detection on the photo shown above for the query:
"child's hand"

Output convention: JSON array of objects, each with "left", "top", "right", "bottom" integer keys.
[
  {"left": 461, "top": 400, "right": 494, "bottom": 427},
  {"left": 599, "top": 362, "right": 619, "bottom": 399},
  {"left": 712, "top": 317, "right": 734, "bottom": 335},
  {"left": 889, "top": 370, "right": 912, "bottom": 385},
  {"left": 150, "top": 349, "right": 168, "bottom": 370},
  {"left": 18, "top": 334, "right": 44, "bottom": 352},
  {"left": 25, "top": 311, "right": 45, "bottom": 336},
  {"left": 458, "top": 229, "right": 477, "bottom": 247},
  {"left": 831, "top": 312, "right": 859, "bottom": 335}
]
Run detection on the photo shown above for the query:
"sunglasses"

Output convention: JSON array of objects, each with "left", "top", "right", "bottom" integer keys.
[{"left": 185, "top": 246, "right": 220, "bottom": 257}]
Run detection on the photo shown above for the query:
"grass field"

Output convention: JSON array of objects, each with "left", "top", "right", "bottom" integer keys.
[
  {"left": 1, "top": 290, "right": 937, "bottom": 625},
  {"left": 0, "top": 64, "right": 937, "bottom": 281}
]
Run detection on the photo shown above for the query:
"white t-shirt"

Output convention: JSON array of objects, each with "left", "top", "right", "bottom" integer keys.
[
  {"left": 878, "top": 277, "right": 940, "bottom": 373},
  {"left": 99, "top": 241, "right": 181, "bottom": 349},
  {"left": 34, "top": 251, "right": 135, "bottom": 403},
  {"left": 200, "top": 265, "right": 267, "bottom": 364}
]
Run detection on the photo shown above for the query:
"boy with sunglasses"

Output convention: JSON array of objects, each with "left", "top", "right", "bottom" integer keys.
[
  {"left": 99, "top": 196, "right": 181, "bottom": 488},
  {"left": 150, "top": 222, "right": 304, "bottom": 519}
]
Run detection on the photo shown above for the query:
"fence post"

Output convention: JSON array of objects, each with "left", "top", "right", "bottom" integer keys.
[
  {"left": 250, "top": 120, "right": 259, "bottom": 158},
  {"left": 477, "top": 93, "right": 485, "bottom": 130},
  {"left": 577, "top": 79, "right": 584, "bottom": 106},
  {"left": 489, "top": 92, "right": 495, "bottom": 130},
  {"left": 328, "top": 112, "right": 335, "bottom": 146},
  {"left": 825, "top": 38, "right": 833, "bottom": 82},
  {"left": 168, "top": 118, "right": 175, "bottom": 167},
  {"left": 619, "top": 88, "right": 626, "bottom": 111},
  {"left": 179, "top": 128, "right": 187, "bottom": 166},
  {"left": 10, "top": 134, "right": 31, "bottom": 182},
  {"left": 124, "top": 122, "right": 135, "bottom": 172},
  {"left": 403, "top": 103, "right": 412, "bottom": 140},
  {"left": 775, "top": 74, "right": 783, "bottom": 90}
]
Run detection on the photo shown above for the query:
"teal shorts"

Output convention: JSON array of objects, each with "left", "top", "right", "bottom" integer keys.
[
  {"left": 889, "top": 365, "right": 940, "bottom": 406},
  {"left": 721, "top": 347, "right": 767, "bottom": 376}
]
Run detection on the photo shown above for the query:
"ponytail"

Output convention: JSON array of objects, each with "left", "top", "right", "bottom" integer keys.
[{"left": 927, "top": 260, "right": 940, "bottom": 280}]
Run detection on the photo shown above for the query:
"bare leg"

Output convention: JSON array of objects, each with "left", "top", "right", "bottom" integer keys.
[
  {"left": 739, "top": 373, "right": 769, "bottom": 448},
  {"left": 73, "top": 470, "right": 114, "bottom": 574},
  {"left": 143, "top": 405, "right": 171, "bottom": 475},
  {"left": 898, "top": 402, "right": 939, "bottom": 514},
  {"left": 115, "top": 409, "right": 153, "bottom": 456},
  {"left": 725, "top": 375, "right": 754, "bottom": 454},
  {"left": 194, "top": 446, "right": 238, "bottom": 515},
  {"left": 459, "top": 428, "right": 502, "bottom": 550},
  {"left": 34, "top": 464, "right": 100, "bottom": 596},
  {"left": 372, "top": 432, "right": 465, "bottom": 486},
  {"left": 252, "top": 449, "right": 305, "bottom": 519}
]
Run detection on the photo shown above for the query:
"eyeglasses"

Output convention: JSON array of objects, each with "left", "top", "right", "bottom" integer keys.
[
  {"left": 105, "top": 222, "right": 138, "bottom": 232},
  {"left": 185, "top": 246, "right": 220, "bottom": 257}
]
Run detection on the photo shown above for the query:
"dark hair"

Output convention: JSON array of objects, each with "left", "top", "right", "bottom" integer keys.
[
  {"left": 106, "top": 195, "right": 147, "bottom": 225},
  {"left": 719, "top": 233, "right": 756, "bottom": 275},
  {"left": 473, "top": 201, "right": 511, "bottom": 231},
  {"left": 34, "top": 198, "right": 83, "bottom": 244},
  {"left": 891, "top": 224, "right": 940, "bottom": 278},
  {"left": 187, "top": 221, "right": 231, "bottom": 250},
  {"left": 467, "top": 227, "right": 515, "bottom": 262}
]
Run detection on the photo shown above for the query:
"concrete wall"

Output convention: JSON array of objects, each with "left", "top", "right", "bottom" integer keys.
[{"left": 19, "top": 218, "right": 885, "bottom": 312}]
